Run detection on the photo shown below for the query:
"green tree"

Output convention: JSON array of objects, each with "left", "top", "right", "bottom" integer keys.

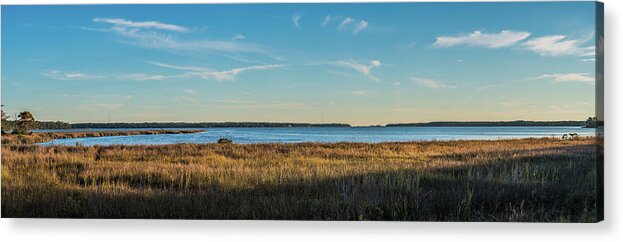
[{"left": 16, "top": 111, "right": 35, "bottom": 134}]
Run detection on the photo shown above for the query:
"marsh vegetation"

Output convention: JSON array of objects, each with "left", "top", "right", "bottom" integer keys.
[{"left": 1, "top": 136, "right": 598, "bottom": 221}]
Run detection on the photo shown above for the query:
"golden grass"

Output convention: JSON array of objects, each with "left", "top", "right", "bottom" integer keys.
[
  {"left": 1, "top": 136, "right": 598, "bottom": 221},
  {"left": 1, "top": 130, "right": 204, "bottom": 145}
]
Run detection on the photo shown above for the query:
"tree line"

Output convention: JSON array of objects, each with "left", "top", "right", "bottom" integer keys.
[
  {"left": 71, "top": 122, "right": 351, "bottom": 128},
  {"left": 387, "top": 119, "right": 600, "bottom": 127},
  {"left": 1, "top": 106, "right": 601, "bottom": 132}
]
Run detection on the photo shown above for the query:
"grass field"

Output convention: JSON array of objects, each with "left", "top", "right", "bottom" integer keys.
[{"left": 1, "top": 135, "right": 598, "bottom": 221}]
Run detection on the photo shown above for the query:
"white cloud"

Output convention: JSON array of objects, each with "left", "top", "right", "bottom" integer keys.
[
  {"left": 213, "top": 99, "right": 309, "bottom": 110},
  {"left": 353, "top": 20, "right": 368, "bottom": 34},
  {"left": 434, "top": 30, "right": 531, "bottom": 48},
  {"left": 411, "top": 77, "right": 456, "bottom": 89},
  {"left": 536, "top": 73, "right": 594, "bottom": 83},
  {"left": 79, "top": 103, "right": 124, "bottom": 111},
  {"left": 93, "top": 18, "right": 188, "bottom": 32},
  {"left": 522, "top": 35, "right": 595, "bottom": 57},
  {"left": 182, "top": 89, "right": 198, "bottom": 95},
  {"left": 151, "top": 62, "right": 285, "bottom": 81},
  {"left": 118, "top": 73, "right": 180, "bottom": 81},
  {"left": 41, "top": 70, "right": 100, "bottom": 80},
  {"left": 292, "top": 14, "right": 302, "bottom": 28},
  {"left": 322, "top": 16, "right": 369, "bottom": 35},
  {"left": 193, "top": 64, "right": 284, "bottom": 81},
  {"left": 232, "top": 33, "right": 246, "bottom": 40},
  {"left": 353, "top": 90, "right": 372, "bottom": 97},
  {"left": 91, "top": 17, "right": 267, "bottom": 58},
  {"left": 331, "top": 60, "right": 382, "bottom": 81},
  {"left": 338, "top": 17, "right": 354, "bottom": 30},
  {"left": 321, "top": 15, "right": 332, "bottom": 28},
  {"left": 147, "top": 61, "right": 211, "bottom": 72},
  {"left": 62, "top": 94, "right": 133, "bottom": 100}
]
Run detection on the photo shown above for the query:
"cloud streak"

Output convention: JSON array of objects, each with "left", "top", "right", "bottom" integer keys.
[
  {"left": 93, "top": 18, "right": 189, "bottom": 32},
  {"left": 91, "top": 17, "right": 269, "bottom": 61},
  {"left": 232, "top": 33, "right": 246, "bottom": 40},
  {"left": 352, "top": 90, "right": 374, "bottom": 97},
  {"left": 118, "top": 73, "right": 185, "bottom": 81},
  {"left": 536, "top": 73, "right": 594, "bottom": 83},
  {"left": 150, "top": 62, "right": 285, "bottom": 81},
  {"left": 353, "top": 20, "right": 368, "bottom": 34},
  {"left": 192, "top": 64, "right": 285, "bottom": 81},
  {"left": 434, "top": 30, "right": 531, "bottom": 48},
  {"left": 41, "top": 70, "right": 100, "bottom": 80},
  {"left": 411, "top": 77, "right": 456, "bottom": 89},
  {"left": 292, "top": 14, "right": 302, "bottom": 28},
  {"left": 323, "top": 15, "right": 368, "bottom": 34},
  {"left": 330, "top": 60, "right": 382, "bottom": 81},
  {"left": 522, "top": 35, "right": 595, "bottom": 57}
]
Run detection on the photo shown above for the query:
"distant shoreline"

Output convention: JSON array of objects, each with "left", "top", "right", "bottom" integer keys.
[{"left": 17, "top": 120, "right": 598, "bottom": 129}]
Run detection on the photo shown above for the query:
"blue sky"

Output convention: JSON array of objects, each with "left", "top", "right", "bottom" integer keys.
[{"left": 1, "top": 2, "right": 599, "bottom": 125}]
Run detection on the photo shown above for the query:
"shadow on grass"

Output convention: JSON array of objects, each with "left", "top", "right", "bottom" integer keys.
[{"left": 2, "top": 144, "right": 598, "bottom": 222}]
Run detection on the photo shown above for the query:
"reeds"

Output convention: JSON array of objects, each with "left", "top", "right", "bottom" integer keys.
[{"left": 1, "top": 137, "right": 598, "bottom": 221}]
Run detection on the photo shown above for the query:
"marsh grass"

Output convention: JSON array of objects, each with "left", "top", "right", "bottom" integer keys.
[{"left": 1, "top": 137, "right": 598, "bottom": 221}]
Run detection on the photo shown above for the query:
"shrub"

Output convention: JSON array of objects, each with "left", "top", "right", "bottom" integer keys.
[{"left": 217, "top": 138, "right": 233, "bottom": 144}]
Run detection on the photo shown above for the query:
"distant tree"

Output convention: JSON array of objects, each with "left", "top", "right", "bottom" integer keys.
[
  {"left": 1, "top": 105, "right": 7, "bottom": 121},
  {"left": 1, "top": 105, "right": 10, "bottom": 134},
  {"left": 585, "top": 116, "right": 597, "bottom": 128},
  {"left": 16, "top": 111, "right": 35, "bottom": 134}
]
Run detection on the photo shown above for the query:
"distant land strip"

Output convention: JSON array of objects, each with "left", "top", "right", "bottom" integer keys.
[
  {"left": 2, "top": 120, "right": 601, "bottom": 130},
  {"left": 386, "top": 120, "right": 590, "bottom": 127}
]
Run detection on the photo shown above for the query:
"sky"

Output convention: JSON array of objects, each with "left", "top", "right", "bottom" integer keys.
[{"left": 1, "top": 2, "right": 600, "bottom": 125}]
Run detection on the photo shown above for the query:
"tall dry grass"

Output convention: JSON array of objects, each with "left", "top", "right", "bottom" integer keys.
[{"left": 1, "top": 137, "right": 598, "bottom": 221}]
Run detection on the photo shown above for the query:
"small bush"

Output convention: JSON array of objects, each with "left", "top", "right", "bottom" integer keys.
[{"left": 217, "top": 138, "right": 233, "bottom": 144}]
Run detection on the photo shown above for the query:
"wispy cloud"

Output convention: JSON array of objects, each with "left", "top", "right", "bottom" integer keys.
[
  {"left": 292, "top": 14, "right": 302, "bottom": 28},
  {"left": 353, "top": 20, "right": 368, "bottom": 34},
  {"left": 352, "top": 90, "right": 373, "bottom": 97},
  {"left": 193, "top": 64, "right": 285, "bottom": 81},
  {"left": 434, "top": 30, "right": 531, "bottom": 48},
  {"left": 521, "top": 35, "right": 594, "bottom": 57},
  {"left": 182, "top": 89, "right": 198, "bottom": 95},
  {"left": 535, "top": 73, "right": 594, "bottom": 83},
  {"left": 79, "top": 103, "right": 124, "bottom": 111},
  {"left": 323, "top": 15, "right": 368, "bottom": 34},
  {"left": 147, "top": 61, "right": 211, "bottom": 72},
  {"left": 330, "top": 60, "right": 382, "bottom": 81},
  {"left": 213, "top": 98, "right": 309, "bottom": 110},
  {"left": 321, "top": 15, "right": 332, "bottom": 28},
  {"left": 118, "top": 73, "right": 184, "bottom": 81},
  {"left": 41, "top": 70, "right": 100, "bottom": 80},
  {"left": 150, "top": 62, "right": 285, "bottom": 81},
  {"left": 232, "top": 33, "right": 246, "bottom": 40},
  {"left": 91, "top": 17, "right": 268, "bottom": 59},
  {"left": 411, "top": 77, "right": 456, "bottom": 89},
  {"left": 339, "top": 17, "right": 354, "bottom": 30},
  {"left": 62, "top": 94, "right": 133, "bottom": 100},
  {"left": 93, "top": 18, "right": 188, "bottom": 32}
]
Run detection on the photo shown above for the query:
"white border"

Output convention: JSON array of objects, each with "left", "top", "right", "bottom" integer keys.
[{"left": 1, "top": 1, "right": 620, "bottom": 242}]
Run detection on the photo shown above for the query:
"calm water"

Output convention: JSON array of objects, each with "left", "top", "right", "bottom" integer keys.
[{"left": 37, "top": 126, "right": 596, "bottom": 146}]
